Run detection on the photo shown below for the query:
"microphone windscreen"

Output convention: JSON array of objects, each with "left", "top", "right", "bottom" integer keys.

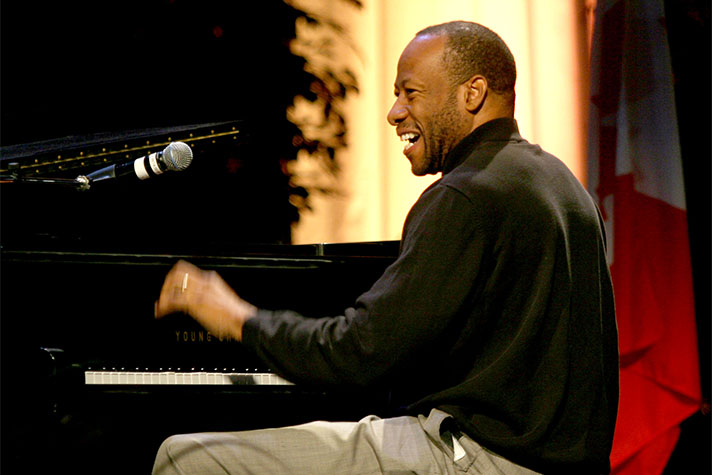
[{"left": 163, "top": 142, "right": 193, "bottom": 171}]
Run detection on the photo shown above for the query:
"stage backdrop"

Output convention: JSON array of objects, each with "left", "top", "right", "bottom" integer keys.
[{"left": 287, "top": 0, "right": 594, "bottom": 244}]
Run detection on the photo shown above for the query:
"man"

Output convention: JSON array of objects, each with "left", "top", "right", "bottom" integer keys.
[{"left": 153, "top": 21, "right": 619, "bottom": 474}]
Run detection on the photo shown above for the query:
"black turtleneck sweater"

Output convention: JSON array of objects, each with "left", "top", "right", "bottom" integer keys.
[{"left": 243, "top": 118, "right": 619, "bottom": 473}]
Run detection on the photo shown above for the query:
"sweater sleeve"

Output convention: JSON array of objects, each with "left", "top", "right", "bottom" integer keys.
[{"left": 241, "top": 183, "right": 491, "bottom": 387}]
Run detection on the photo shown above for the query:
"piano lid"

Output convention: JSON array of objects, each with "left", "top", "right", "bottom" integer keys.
[
  {"left": 0, "top": 120, "right": 247, "bottom": 179},
  {"left": 0, "top": 120, "right": 299, "bottom": 250}
]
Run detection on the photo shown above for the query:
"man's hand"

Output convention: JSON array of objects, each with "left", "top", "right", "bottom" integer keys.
[{"left": 155, "top": 260, "right": 257, "bottom": 342}]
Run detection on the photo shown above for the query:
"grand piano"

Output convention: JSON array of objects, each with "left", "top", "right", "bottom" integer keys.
[{"left": 0, "top": 122, "right": 400, "bottom": 473}]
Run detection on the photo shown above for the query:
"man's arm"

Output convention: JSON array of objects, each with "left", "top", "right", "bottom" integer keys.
[
  {"left": 242, "top": 184, "right": 490, "bottom": 387},
  {"left": 154, "top": 185, "right": 489, "bottom": 388}
]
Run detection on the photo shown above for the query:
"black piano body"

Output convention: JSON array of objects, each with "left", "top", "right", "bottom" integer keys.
[
  {"left": 0, "top": 124, "right": 401, "bottom": 473},
  {"left": 1, "top": 240, "right": 399, "bottom": 473}
]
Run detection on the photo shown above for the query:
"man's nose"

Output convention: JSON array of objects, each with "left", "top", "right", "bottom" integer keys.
[{"left": 387, "top": 98, "right": 407, "bottom": 126}]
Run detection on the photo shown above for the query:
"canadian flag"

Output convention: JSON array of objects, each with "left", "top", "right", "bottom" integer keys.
[{"left": 587, "top": 0, "right": 702, "bottom": 473}]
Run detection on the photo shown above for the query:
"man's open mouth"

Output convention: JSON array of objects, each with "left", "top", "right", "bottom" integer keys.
[{"left": 400, "top": 132, "right": 421, "bottom": 154}]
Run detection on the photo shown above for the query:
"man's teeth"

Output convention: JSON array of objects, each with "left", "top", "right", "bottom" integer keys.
[
  {"left": 400, "top": 133, "right": 419, "bottom": 153},
  {"left": 400, "top": 133, "right": 418, "bottom": 143}
]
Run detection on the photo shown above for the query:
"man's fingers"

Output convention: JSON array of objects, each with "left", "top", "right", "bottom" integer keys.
[
  {"left": 154, "top": 290, "right": 182, "bottom": 319},
  {"left": 154, "top": 294, "right": 180, "bottom": 319},
  {"left": 154, "top": 260, "right": 197, "bottom": 319}
]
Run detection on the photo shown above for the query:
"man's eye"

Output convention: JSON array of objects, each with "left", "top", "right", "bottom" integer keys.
[{"left": 394, "top": 88, "right": 417, "bottom": 99}]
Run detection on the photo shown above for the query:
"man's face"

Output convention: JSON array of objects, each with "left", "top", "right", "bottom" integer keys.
[{"left": 387, "top": 34, "right": 472, "bottom": 176}]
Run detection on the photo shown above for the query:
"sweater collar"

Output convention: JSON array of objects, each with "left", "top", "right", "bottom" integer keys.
[{"left": 442, "top": 118, "right": 521, "bottom": 175}]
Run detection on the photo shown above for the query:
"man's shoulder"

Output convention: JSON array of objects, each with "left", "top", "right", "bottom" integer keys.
[{"left": 442, "top": 140, "right": 576, "bottom": 196}]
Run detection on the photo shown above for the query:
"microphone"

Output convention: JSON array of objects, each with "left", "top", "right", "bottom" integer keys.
[{"left": 82, "top": 141, "right": 193, "bottom": 185}]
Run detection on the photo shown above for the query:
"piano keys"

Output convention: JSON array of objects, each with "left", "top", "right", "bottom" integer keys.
[{"left": 84, "top": 369, "right": 293, "bottom": 386}]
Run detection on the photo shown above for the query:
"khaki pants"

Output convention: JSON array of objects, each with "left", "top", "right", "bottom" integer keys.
[{"left": 152, "top": 408, "right": 540, "bottom": 474}]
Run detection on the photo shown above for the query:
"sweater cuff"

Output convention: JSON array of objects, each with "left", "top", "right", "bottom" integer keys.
[{"left": 241, "top": 308, "right": 269, "bottom": 352}]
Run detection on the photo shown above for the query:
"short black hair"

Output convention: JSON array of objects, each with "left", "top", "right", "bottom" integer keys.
[{"left": 416, "top": 21, "right": 516, "bottom": 101}]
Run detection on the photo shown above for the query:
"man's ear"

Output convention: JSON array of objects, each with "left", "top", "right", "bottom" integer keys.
[{"left": 464, "top": 76, "right": 487, "bottom": 113}]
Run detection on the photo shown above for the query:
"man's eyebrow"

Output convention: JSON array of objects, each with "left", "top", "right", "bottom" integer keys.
[{"left": 394, "top": 78, "right": 422, "bottom": 91}]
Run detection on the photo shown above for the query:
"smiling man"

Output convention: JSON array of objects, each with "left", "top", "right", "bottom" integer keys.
[{"left": 153, "top": 21, "right": 619, "bottom": 474}]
